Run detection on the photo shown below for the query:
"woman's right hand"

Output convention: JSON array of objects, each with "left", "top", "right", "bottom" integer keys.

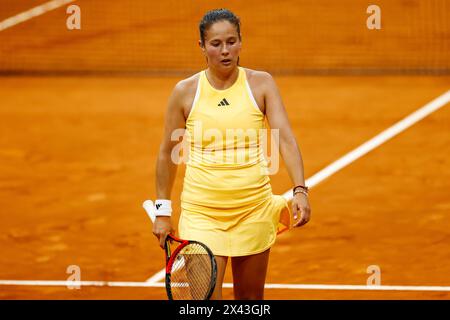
[{"left": 152, "top": 216, "right": 174, "bottom": 249}]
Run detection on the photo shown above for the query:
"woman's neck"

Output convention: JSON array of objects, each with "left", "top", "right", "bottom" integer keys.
[{"left": 205, "top": 66, "right": 239, "bottom": 90}]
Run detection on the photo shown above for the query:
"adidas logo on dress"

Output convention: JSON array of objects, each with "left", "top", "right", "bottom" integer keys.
[{"left": 218, "top": 98, "right": 230, "bottom": 106}]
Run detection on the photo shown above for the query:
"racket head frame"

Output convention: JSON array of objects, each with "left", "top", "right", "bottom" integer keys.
[{"left": 164, "top": 235, "right": 217, "bottom": 300}]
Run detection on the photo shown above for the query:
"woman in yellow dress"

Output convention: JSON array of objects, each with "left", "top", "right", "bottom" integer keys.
[{"left": 153, "top": 9, "right": 311, "bottom": 300}]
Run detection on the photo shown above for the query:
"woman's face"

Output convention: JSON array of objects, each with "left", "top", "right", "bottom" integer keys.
[{"left": 200, "top": 20, "right": 241, "bottom": 70}]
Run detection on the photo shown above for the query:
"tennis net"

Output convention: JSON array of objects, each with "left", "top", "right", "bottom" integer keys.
[{"left": 0, "top": 0, "right": 448, "bottom": 75}]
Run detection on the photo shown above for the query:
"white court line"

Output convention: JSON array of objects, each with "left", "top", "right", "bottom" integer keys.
[
  {"left": 1, "top": 280, "right": 450, "bottom": 292},
  {"left": 145, "top": 269, "right": 166, "bottom": 284},
  {"left": 0, "top": 280, "right": 164, "bottom": 288},
  {"left": 283, "top": 89, "right": 450, "bottom": 201},
  {"left": 0, "top": 0, "right": 75, "bottom": 32},
  {"left": 146, "top": 89, "right": 450, "bottom": 284}
]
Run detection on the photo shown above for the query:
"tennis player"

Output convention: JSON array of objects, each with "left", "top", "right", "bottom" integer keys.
[{"left": 153, "top": 8, "right": 311, "bottom": 300}]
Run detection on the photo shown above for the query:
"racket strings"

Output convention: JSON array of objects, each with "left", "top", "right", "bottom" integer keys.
[{"left": 169, "top": 243, "right": 214, "bottom": 300}]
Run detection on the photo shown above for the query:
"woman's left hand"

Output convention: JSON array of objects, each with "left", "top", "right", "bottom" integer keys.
[{"left": 292, "top": 193, "right": 311, "bottom": 227}]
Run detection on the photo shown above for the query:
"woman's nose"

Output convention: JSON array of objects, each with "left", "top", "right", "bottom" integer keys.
[{"left": 221, "top": 44, "right": 229, "bottom": 55}]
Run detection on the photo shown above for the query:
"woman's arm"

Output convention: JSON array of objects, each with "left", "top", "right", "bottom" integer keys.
[
  {"left": 262, "top": 72, "right": 311, "bottom": 228},
  {"left": 156, "top": 83, "right": 186, "bottom": 199},
  {"left": 153, "top": 81, "right": 188, "bottom": 248}
]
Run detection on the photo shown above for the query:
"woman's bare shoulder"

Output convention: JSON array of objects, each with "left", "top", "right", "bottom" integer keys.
[
  {"left": 243, "top": 67, "right": 274, "bottom": 83},
  {"left": 173, "top": 72, "right": 201, "bottom": 98},
  {"left": 170, "top": 72, "right": 201, "bottom": 118},
  {"left": 243, "top": 68, "right": 276, "bottom": 96}
]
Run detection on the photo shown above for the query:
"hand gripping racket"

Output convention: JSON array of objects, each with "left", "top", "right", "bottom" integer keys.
[{"left": 143, "top": 200, "right": 217, "bottom": 300}]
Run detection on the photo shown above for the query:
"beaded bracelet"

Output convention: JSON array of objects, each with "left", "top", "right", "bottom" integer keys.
[
  {"left": 294, "top": 189, "right": 308, "bottom": 197},
  {"left": 293, "top": 185, "right": 309, "bottom": 197}
]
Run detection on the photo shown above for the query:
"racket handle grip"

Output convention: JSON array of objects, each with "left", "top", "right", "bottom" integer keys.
[{"left": 142, "top": 200, "right": 156, "bottom": 223}]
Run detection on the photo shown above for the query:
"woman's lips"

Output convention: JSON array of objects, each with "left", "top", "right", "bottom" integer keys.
[{"left": 221, "top": 59, "right": 231, "bottom": 65}]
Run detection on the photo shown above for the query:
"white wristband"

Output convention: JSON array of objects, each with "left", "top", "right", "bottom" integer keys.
[{"left": 154, "top": 199, "right": 172, "bottom": 217}]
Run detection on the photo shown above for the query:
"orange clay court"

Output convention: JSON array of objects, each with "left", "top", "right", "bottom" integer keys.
[{"left": 0, "top": 1, "right": 449, "bottom": 299}]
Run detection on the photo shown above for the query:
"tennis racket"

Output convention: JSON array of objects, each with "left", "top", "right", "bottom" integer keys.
[{"left": 143, "top": 200, "right": 217, "bottom": 300}]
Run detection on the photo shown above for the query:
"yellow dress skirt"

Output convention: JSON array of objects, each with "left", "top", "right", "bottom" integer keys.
[{"left": 179, "top": 164, "right": 292, "bottom": 257}]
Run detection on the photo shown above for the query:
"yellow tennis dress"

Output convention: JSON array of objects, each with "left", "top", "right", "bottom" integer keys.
[{"left": 179, "top": 66, "right": 291, "bottom": 257}]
